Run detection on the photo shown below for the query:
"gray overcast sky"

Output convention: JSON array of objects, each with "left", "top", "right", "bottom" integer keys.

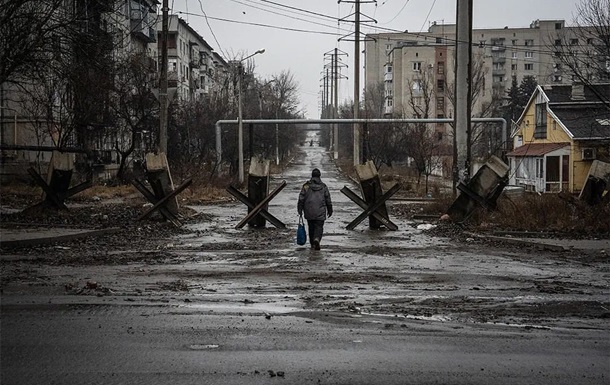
[{"left": 170, "top": 0, "right": 581, "bottom": 118}]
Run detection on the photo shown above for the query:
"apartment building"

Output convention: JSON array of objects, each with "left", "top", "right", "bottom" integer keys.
[
  {"left": 365, "top": 19, "right": 600, "bottom": 120},
  {"left": 157, "top": 15, "right": 229, "bottom": 102},
  {"left": 0, "top": 2, "right": 232, "bottom": 179}
]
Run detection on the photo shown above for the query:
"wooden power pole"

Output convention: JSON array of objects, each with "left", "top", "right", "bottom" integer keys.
[{"left": 339, "top": 0, "right": 376, "bottom": 165}]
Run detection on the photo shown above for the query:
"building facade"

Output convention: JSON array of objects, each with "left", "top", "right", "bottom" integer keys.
[
  {"left": 365, "top": 19, "right": 603, "bottom": 119},
  {"left": 508, "top": 83, "right": 610, "bottom": 194},
  {"left": 157, "top": 15, "right": 229, "bottom": 102},
  {"left": 1, "top": 2, "right": 229, "bottom": 180}
]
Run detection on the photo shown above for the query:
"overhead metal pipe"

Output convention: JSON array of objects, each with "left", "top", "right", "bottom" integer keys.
[{"left": 215, "top": 117, "right": 506, "bottom": 167}]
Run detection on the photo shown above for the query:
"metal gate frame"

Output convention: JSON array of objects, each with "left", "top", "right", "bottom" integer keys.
[{"left": 215, "top": 118, "right": 507, "bottom": 183}]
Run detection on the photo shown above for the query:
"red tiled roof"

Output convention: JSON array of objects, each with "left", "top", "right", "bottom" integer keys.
[{"left": 507, "top": 142, "right": 570, "bottom": 157}]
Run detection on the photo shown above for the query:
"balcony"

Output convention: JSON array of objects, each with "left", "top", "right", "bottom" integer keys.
[
  {"left": 384, "top": 72, "right": 393, "bottom": 81},
  {"left": 491, "top": 45, "right": 506, "bottom": 52},
  {"left": 492, "top": 68, "right": 506, "bottom": 76},
  {"left": 492, "top": 57, "right": 506, "bottom": 64},
  {"left": 130, "top": 20, "right": 156, "bottom": 43}
]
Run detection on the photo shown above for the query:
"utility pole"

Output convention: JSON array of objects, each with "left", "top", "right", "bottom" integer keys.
[
  {"left": 324, "top": 49, "right": 348, "bottom": 157},
  {"left": 454, "top": 0, "right": 473, "bottom": 183},
  {"left": 353, "top": 0, "right": 360, "bottom": 166},
  {"left": 320, "top": 70, "right": 327, "bottom": 118},
  {"left": 236, "top": 49, "right": 265, "bottom": 184},
  {"left": 324, "top": 48, "right": 348, "bottom": 159},
  {"left": 339, "top": 0, "right": 376, "bottom": 165},
  {"left": 158, "top": 0, "right": 169, "bottom": 154}
]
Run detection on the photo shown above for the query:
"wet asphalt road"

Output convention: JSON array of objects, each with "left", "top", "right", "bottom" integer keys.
[{"left": 1, "top": 134, "right": 609, "bottom": 384}]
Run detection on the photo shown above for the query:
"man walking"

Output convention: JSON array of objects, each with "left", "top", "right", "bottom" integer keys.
[{"left": 297, "top": 168, "right": 333, "bottom": 250}]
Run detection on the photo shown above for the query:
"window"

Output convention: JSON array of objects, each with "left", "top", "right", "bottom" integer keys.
[
  {"left": 525, "top": 51, "right": 534, "bottom": 58},
  {"left": 436, "top": 97, "right": 445, "bottom": 109},
  {"left": 524, "top": 39, "right": 534, "bottom": 46},
  {"left": 386, "top": 66, "right": 392, "bottom": 73},
  {"left": 555, "top": 22, "right": 562, "bottom": 29},
  {"left": 479, "top": 40, "right": 486, "bottom": 47},
  {"left": 525, "top": 63, "right": 533, "bottom": 70},
  {"left": 436, "top": 37, "right": 443, "bottom": 44},
  {"left": 512, "top": 51, "right": 518, "bottom": 59},
  {"left": 437, "top": 61, "right": 445, "bottom": 74},
  {"left": 387, "top": 99, "right": 393, "bottom": 107},
  {"left": 437, "top": 79, "right": 444, "bottom": 92},
  {"left": 412, "top": 62, "right": 422, "bottom": 72},
  {"left": 412, "top": 80, "right": 422, "bottom": 93},
  {"left": 534, "top": 102, "right": 547, "bottom": 139},
  {"left": 587, "top": 38, "right": 594, "bottom": 44},
  {"left": 512, "top": 39, "right": 518, "bottom": 45},
  {"left": 386, "top": 44, "right": 392, "bottom": 50},
  {"left": 511, "top": 64, "right": 517, "bottom": 70},
  {"left": 554, "top": 39, "right": 562, "bottom": 46},
  {"left": 570, "top": 38, "right": 579, "bottom": 45},
  {"left": 536, "top": 158, "right": 544, "bottom": 178},
  {"left": 553, "top": 75, "right": 562, "bottom": 82}
]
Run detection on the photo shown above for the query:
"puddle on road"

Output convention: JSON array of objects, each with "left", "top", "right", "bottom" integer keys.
[
  {"left": 355, "top": 311, "right": 453, "bottom": 323},
  {"left": 181, "top": 299, "right": 302, "bottom": 315},
  {"left": 188, "top": 344, "right": 220, "bottom": 350}
]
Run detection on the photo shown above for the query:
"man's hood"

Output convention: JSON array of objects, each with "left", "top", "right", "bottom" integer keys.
[{"left": 308, "top": 176, "right": 324, "bottom": 190}]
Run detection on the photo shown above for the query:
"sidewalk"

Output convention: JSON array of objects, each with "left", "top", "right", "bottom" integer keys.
[
  {"left": 0, "top": 227, "right": 120, "bottom": 250},
  {"left": 467, "top": 232, "right": 610, "bottom": 252}
]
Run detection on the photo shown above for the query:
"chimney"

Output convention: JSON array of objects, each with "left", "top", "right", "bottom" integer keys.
[{"left": 571, "top": 82, "right": 585, "bottom": 101}]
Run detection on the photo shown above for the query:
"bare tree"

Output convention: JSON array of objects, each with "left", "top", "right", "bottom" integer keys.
[
  {"left": 1, "top": 0, "right": 71, "bottom": 85},
  {"left": 444, "top": 53, "right": 502, "bottom": 191},
  {"left": 362, "top": 81, "right": 409, "bottom": 169},
  {"left": 109, "top": 53, "right": 159, "bottom": 181},
  {"left": 3, "top": 0, "right": 121, "bottom": 160},
  {"left": 552, "top": 0, "right": 610, "bottom": 107},
  {"left": 404, "top": 66, "right": 445, "bottom": 193}
]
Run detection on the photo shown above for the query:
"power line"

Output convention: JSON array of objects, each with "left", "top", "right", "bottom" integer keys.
[
  {"left": 176, "top": 10, "right": 342, "bottom": 37},
  {"left": 227, "top": 0, "right": 355, "bottom": 35},
  {"left": 418, "top": 0, "right": 437, "bottom": 33},
  {"left": 195, "top": 0, "right": 228, "bottom": 59},
  {"left": 379, "top": 0, "right": 410, "bottom": 25},
  {"left": 179, "top": 5, "right": 591, "bottom": 60},
  {"left": 260, "top": 0, "right": 337, "bottom": 21}
]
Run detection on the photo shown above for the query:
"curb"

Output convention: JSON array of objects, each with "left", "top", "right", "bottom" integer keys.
[
  {"left": 0, "top": 227, "right": 122, "bottom": 249},
  {"left": 464, "top": 232, "right": 568, "bottom": 252}
]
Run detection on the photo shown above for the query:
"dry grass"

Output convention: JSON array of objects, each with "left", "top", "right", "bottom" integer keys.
[
  {"left": 75, "top": 184, "right": 138, "bottom": 200},
  {"left": 473, "top": 193, "right": 610, "bottom": 236}
]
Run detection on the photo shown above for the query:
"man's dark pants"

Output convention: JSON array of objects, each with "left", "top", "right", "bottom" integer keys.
[{"left": 307, "top": 219, "right": 325, "bottom": 247}]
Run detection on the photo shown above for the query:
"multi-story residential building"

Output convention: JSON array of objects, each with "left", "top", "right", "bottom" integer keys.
[
  {"left": 364, "top": 19, "right": 607, "bottom": 172},
  {"left": 365, "top": 18, "right": 604, "bottom": 121},
  {"left": 157, "top": 15, "right": 229, "bottom": 102},
  {"left": 1, "top": 3, "right": 230, "bottom": 179}
]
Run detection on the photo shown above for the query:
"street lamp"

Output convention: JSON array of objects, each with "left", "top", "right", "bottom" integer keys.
[{"left": 237, "top": 48, "right": 265, "bottom": 183}]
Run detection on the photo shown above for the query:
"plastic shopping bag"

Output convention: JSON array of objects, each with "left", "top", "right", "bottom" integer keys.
[{"left": 296, "top": 216, "right": 307, "bottom": 245}]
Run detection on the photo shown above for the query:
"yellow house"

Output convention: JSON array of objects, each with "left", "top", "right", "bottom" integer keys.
[{"left": 508, "top": 83, "right": 610, "bottom": 193}]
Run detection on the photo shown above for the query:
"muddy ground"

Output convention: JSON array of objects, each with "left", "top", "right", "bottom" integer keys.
[
  {"left": 1, "top": 144, "right": 609, "bottom": 334},
  {"left": 2, "top": 195, "right": 609, "bottom": 332}
]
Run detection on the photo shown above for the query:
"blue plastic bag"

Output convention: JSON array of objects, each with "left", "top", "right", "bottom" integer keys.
[{"left": 296, "top": 216, "right": 307, "bottom": 245}]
